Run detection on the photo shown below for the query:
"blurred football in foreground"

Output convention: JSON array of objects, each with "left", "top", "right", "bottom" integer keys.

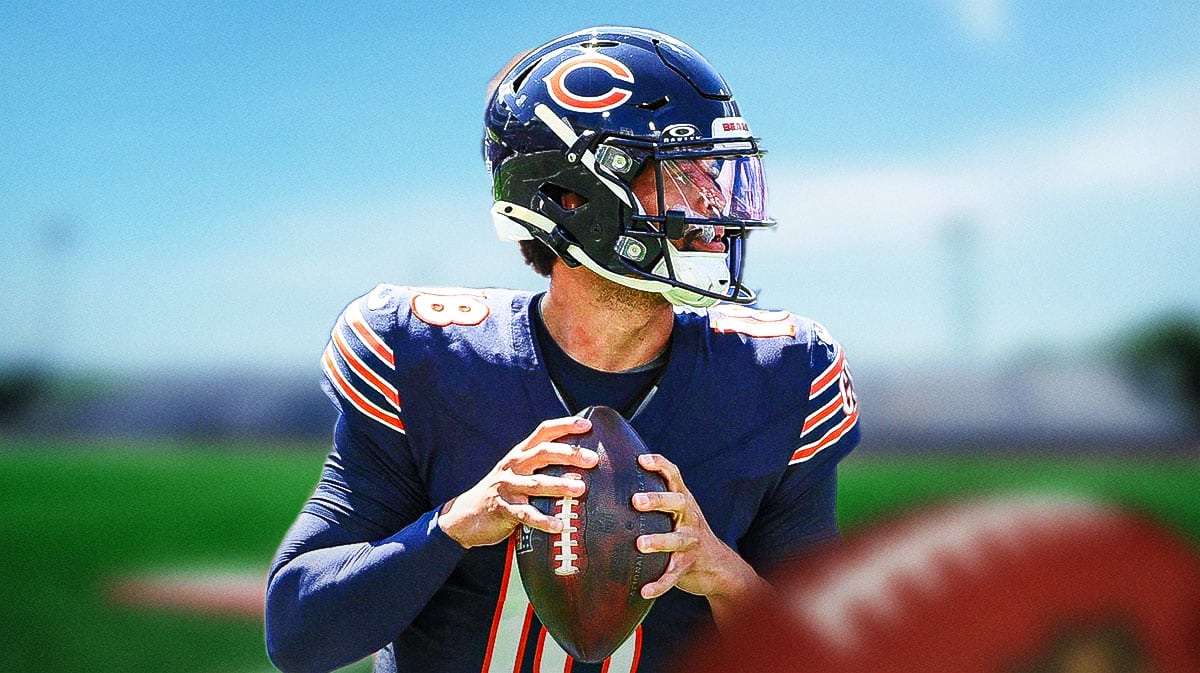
[
  {"left": 516, "top": 405, "right": 672, "bottom": 663},
  {"left": 672, "top": 494, "right": 1200, "bottom": 673}
]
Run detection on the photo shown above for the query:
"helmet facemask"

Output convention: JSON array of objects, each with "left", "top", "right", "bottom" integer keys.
[
  {"left": 492, "top": 118, "right": 774, "bottom": 308},
  {"left": 613, "top": 137, "right": 771, "bottom": 307}
]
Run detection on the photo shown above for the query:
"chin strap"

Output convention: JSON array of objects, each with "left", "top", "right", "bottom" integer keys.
[
  {"left": 663, "top": 288, "right": 719, "bottom": 309},
  {"left": 493, "top": 200, "right": 740, "bottom": 308}
]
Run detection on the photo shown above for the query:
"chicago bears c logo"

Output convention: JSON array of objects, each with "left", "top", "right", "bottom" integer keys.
[{"left": 546, "top": 53, "right": 635, "bottom": 113}]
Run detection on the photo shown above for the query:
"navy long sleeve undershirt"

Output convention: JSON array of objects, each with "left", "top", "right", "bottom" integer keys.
[{"left": 266, "top": 507, "right": 467, "bottom": 673}]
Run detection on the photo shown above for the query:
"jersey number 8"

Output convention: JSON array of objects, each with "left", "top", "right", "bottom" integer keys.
[{"left": 411, "top": 292, "right": 491, "bottom": 327}]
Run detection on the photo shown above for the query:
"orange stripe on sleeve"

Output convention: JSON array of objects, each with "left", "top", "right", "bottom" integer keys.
[
  {"left": 810, "top": 348, "right": 845, "bottom": 398},
  {"left": 322, "top": 347, "right": 404, "bottom": 433},
  {"left": 346, "top": 302, "right": 395, "bottom": 369},
  {"left": 790, "top": 406, "right": 858, "bottom": 464},
  {"left": 332, "top": 327, "right": 400, "bottom": 409},
  {"left": 802, "top": 395, "right": 842, "bottom": 435}
]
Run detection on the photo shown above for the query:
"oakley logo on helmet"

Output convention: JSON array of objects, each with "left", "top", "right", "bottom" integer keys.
[
  {"left": 546, "top": 53, "right": 635, "bottom": 113},
  {"left": 662, "top": 123, "right": 700, "bottom": 142}
]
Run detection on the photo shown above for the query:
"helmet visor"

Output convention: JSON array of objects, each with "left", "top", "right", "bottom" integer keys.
[{"left": 643, "top": 155, "right": 768, "bottom": 222}]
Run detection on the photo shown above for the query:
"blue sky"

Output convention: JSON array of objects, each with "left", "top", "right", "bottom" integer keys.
[{"left": 2, "top": 2, "right": 1198, "bottom": 373}]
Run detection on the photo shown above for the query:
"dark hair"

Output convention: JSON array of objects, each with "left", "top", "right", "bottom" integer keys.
[{"left": 519, "top": 239, "right": 558, "bottom": 277}]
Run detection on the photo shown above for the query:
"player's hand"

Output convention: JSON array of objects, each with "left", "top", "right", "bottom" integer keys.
[
  {"left": 438, "top": 416, "right": 598, "bottom": 549},
  {"left": 633, "top": 454, "right": 770, "bottom": 611}
]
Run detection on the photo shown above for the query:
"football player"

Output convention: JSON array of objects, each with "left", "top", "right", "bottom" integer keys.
[{"left": 265, "top": 26, "right": 859, "bottom": 673}]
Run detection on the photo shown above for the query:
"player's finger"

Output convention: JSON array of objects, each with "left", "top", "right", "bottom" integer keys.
[
  {"left": 505, "top": 502, "right": 563, "bottom": 534},
  {"left": 501, "top": 441, "right": 594, "bottom": 473},
  {"left": 502, "top": 472, "right": 586, "bottom": 498},
  {"left": 632, "top": 491, "right": 687, "bottom": 514},
  {"left": 516, "top": 441, "right": 599, "bottom": 472},
  {"left": 637, "top": 531, "right": 697, "bottom": 554},
  {"left": 521, "top": 416, "right": 592, "bottom": 448},
  {"left": 638, "top": 454, "right": 688, "bottom": 493},
  {"left": 641, "top": 555, "right": 694, "bottom": 599}
]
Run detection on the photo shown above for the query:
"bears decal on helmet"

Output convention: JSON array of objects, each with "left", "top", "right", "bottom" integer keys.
[{"left": 545, "top": 53, "right": 636, "bottom": 113}]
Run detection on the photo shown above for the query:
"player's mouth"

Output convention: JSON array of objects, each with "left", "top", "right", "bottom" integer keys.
[{"left": 678, "top": 224, "right": 726, "bottom": 253}]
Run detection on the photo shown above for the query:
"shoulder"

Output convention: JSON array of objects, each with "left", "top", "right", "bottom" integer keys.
[
  {"left": 331, "top": 283, "right": 550, "bottom": 379},
  {"left": 319, "top": 285, "right": 408, "bottom": 434},
  {"left": 682, "top": 303, "right": 850, "bottom": 375},
  {"left": 337, "top": 283, "right": 529, "bottom": 326},
  {"left": 319, "top": 284, "right": 533, "bottom": 432},
  {"left": 331, "top": 284, "right": 533, "bottom": 343},
  {"left": 677, "top": 304, "right": 859, "bottom": 461}
]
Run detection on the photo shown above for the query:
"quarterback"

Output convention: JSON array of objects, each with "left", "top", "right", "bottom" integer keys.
[{"left": 265, "top": 26, "right": 860, "bottom": 673}]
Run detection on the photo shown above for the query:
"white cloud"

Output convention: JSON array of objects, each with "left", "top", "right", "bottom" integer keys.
[
  {"left": 750, "top": 66, "right": 1200, "bottom": 367},
  {"left": 1030, "top": 76, "right": 1200, "bottom": 196},
  {"left": 937, "top": 0, "right": 1011, "bottom": 45},
  {"left": 767, "top": 66, "right": 1200, "bottom": 252}
]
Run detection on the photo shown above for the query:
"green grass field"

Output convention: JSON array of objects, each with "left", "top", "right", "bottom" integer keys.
[{"left": 1, "top": 439, "right": 1196, "bottom": 673}]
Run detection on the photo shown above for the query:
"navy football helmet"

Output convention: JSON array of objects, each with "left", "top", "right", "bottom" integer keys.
[{"left": 484, "top": 26, "right": 775, "bottom": 307}]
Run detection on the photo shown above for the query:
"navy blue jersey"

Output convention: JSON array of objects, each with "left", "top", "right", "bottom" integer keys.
[{"left": 266, "top": 285, "right": 860, "bottom": 673}]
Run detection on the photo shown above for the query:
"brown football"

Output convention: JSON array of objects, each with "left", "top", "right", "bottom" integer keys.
[{"left": 515, "top": 405, "right": 672, "bottom": 663}]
